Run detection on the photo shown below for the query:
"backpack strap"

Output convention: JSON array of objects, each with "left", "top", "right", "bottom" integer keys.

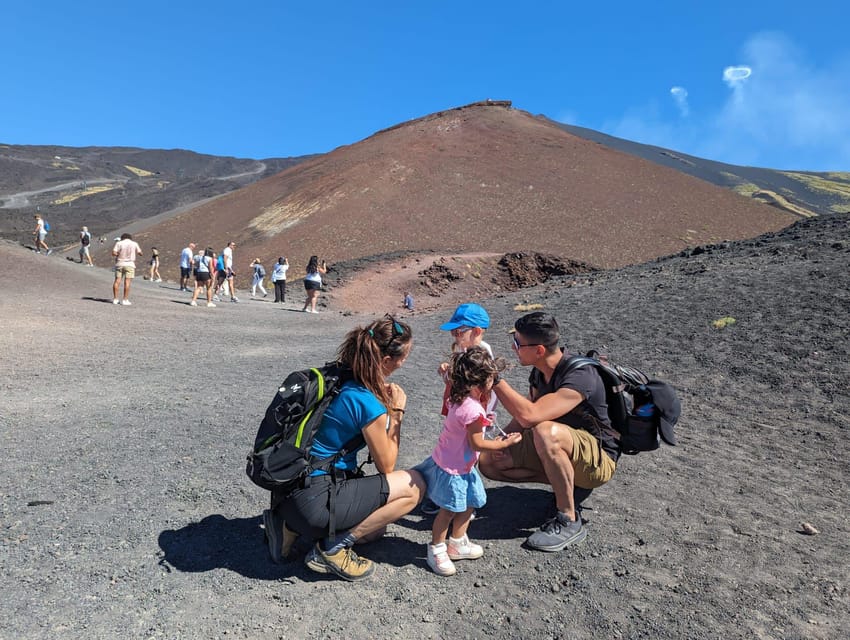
[{"left": 308, "top": 432, "right": 365, "bottom": 539}]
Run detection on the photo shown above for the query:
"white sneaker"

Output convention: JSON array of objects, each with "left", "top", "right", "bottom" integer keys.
[
  {"left": 426, "top": 542, "right": 456, "bottom": 576},
  {"left": 447, "top": 535, "right": 484, "bottom": 560},
  {"left": 112, "top": 299, "right": 120, "bottom": 305},
  {"left": 189, "top": 301, "right": 198, "bottom": 306},
  {"left": 121, "top": 300, "right": 132, "bottom": 306},
  {"left": 230, "top": 297, "right": 239, "bottom": 303},
  {"left": 206, "top": 302, "right": 216, "bottom": 308},
  {"left": 155, "top": 278, "right": 162, "bottom": 282}
]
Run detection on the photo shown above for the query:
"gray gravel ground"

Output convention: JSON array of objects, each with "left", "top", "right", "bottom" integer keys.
[{"left": 2, "top": 215, "right": 849, "bottom": 639}]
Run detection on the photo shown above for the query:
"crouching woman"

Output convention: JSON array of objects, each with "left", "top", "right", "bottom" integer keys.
[{"left": 267, "top": 315, "right": 424, "bottom": 581}]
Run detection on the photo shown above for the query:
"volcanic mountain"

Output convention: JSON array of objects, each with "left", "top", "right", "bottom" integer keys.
[{"left": 92, "top": 102, "right": 796, "bottom": 283}]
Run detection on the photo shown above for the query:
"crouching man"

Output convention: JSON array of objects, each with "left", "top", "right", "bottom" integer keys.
[{"left": 478, "top": 312, "right": 618, "bottom": 551}]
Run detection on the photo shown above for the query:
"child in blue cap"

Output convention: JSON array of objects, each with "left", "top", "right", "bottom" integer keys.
[{"left": 421, "top": 303, "right": 501, "bottom": 516}]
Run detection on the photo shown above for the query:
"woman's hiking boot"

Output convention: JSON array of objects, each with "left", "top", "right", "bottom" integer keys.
[
  {"left": 262, "top": 509, "right": 299, "bottom": 563},
  {"left": 314, "top": 543, "right": 375, "bottom": 581}
]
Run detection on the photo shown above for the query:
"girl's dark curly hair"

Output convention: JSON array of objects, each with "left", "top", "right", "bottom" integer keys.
[{"left": 448, "top": 346, "right": 506, "bottom": 405}]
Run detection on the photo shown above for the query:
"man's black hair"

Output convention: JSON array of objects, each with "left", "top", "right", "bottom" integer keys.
[{"left": 514, "top": 312, "right": 560, "bottom": 349}]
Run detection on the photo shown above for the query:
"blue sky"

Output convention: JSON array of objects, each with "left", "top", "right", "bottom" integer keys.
[{"left": 2, "top": 1, "right": 847, "bottom": 170}]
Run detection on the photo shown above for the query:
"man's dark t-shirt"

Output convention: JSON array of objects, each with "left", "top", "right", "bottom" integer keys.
[{"left": 528, "top": 351, "right": 619, "bottom": 462}]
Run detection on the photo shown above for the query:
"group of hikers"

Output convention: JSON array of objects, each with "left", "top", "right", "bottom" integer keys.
[
  {"left": 262, "top": 304, "right": 619, "bottom": 581},
  {"left": 100, "top": 233, "right": 328, "bottom": 311}
]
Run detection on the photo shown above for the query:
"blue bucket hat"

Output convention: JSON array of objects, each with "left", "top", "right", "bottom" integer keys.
[{"left": 440, "top": 303, "right": 490, "bottom": 330}]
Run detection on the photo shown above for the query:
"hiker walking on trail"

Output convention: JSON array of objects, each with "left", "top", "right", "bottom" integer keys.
[
  {"left": 478, "top": 312, "right": 617, "bottom": 551},
  {"left": 33, "top": 215, "right": 51, "bottom": 254},
  {"left": 215, "top": 241, "right": 238, "bottom": 302},
  {"left": 79, "top": 226, "right": 94, "bottom": 266},
  {"left": 301, "top": 255, "right": 327, "bottom": 313},
  {"left": 190, "top": 247, "right": 216, "bottom": 308},
  {"left": 148, "top": 247, "right": 162, "bottom": 282},
  {"left": 265, "top": 315, "right": 425, "bottom": 581},
  {"left": 111, "top": 233, "right": 143, "bottom": 306},
  {"left": 250, "top": 258, "right": 268, "bottom": 298},
  {"left": 179, "top": 242, "right": 196, "bottom": 291},
  {"left": 271, "top": 256, "right": 289, "bottom": 303},
  {"left": 414, "top": 346, "right": 521, "bottom": 576}
]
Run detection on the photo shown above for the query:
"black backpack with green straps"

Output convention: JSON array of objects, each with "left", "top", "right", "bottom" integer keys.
[{"left": 246, "top": 362, "right": 363, "bottom": 493}]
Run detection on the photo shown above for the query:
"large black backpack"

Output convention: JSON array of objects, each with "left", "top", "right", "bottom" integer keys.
[
  {"left": 246, "top": 362, "right": 362, "bottom": 493},
  {"left": 566, "top": 352, "right": 681, "bottom": 455}
]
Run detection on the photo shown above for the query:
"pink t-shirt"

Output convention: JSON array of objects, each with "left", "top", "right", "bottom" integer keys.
[
  {"left": 431, "top": 396, "right": 492, "bottom": 475},
  {"left": 113, "top": 239, "right": 141, "bottom": 267}
]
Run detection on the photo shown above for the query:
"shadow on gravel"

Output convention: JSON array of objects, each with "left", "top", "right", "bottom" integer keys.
[
  {"left": 396, "top": 486, "right": 558, "bottom": 539},
  {"left": 158, "top": 513, "right": 427, "bottom": 580},
  {"left": 158, "top": 513, "right": 285, "bottom": 580},
  {"left": 82, "top": 296, "right": 119, "bottom": 304}
]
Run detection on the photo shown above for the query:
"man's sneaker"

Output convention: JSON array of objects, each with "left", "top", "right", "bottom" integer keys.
[
  {"left": 420, "top": 497, "right": 441, "bottom": 516},
  {"left": 317, "top": 544, "right": 375, "bottom": 581},
  {"left": 231, "top": 297, "right": 239, "bottom": 303},
  {"left": 304, "top": 545, "right": 330, "bottom": 574},
  {"left": 427, "top": 542, "right": 457, "bottom": 576},
  {"left": 46, "top": 249, "right": 52, "bottom": 255},
  {"left": 189, "top": 301, "right": 197, "bottom": 306},
  {"left": 212, "top": 295, "right": 221, "bottom": 302},
  {"left": 447, "top": 535, "right": 484, "bottom": 560},
  {"left": 112, "top": 299, "right": 120, "bottom": 305},
  {"left": 206, "top": 302, "right": 216, "bottom": 308},
  {"left": 526, "top": 513, "right": 587, "bottom": 552},
  {"left": 121, "top": 300, "right": 132, "bottom": 306},
  {"left": 262, "top": 509, "right": 284, "bottom": 564}
]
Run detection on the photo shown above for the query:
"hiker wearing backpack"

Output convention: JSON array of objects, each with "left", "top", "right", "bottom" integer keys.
[
  {"left": 478, "top": 312, "right": 618, "bottom": 552},
  {"left": 79, "top": 226, "right": 94, "bottom": 266},
  {"left": 250, "top": 258, "right": 267, "bottom": 298},
  {"left": 33, "top": 214, "right": 51, "bottom": 255},
  {"left": 266, "top": 315, "right": 425, "bottom": 581}
]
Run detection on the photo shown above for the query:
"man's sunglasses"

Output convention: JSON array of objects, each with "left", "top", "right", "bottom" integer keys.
[{"left": 512, "top": 335, "right": 545, "bottom": 350}]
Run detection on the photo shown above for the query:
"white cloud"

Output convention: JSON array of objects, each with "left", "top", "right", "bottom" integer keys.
[
  {"left": 599, "top": 33, "right": 850, "bottom": 170},
  {"left": 670, "top": 86, "right": 689, "bottom": 117}
]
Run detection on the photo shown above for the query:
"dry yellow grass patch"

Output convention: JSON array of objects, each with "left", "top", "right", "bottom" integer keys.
[
  {"left": 124, "top": 165, "right": 155, "bottom": 177},
  {"left": 752, "top": 190, "right": 817, "bottom": 218},
  {"left": 782, "top": 172, "right": 850, "bottom": 198},
  {"left": 52, "top": 184, "right": 119, "bottom": 205},
  {"left": 250, "top": 190, "right": 347, "bottom": 235}
]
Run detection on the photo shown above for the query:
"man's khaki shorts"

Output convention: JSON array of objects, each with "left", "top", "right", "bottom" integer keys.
[
  {"left": 114, "top": 266, "right": 135, "bottom": 279},
  {"left": 509, "top": 425, "right": 616, "bottom": 489}
]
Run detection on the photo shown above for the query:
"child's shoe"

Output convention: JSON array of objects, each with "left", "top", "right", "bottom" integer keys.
[
  {"left": 427, "top": 542, "right": 456, "bottom": 576},
  {"left": 447, "top": 534, "right": 484, "bottom": 560}
]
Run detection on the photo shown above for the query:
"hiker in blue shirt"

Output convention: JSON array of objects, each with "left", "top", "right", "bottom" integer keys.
[{"left": 265, "top": 315, "right": 425, "bottom": 581}]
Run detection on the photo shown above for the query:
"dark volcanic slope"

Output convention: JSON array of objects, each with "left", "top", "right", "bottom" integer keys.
[
  {"left": 553, "top": 121, "right": 850, "bottom": 217},
  {"left": 113, "top": 103, "right": 795, "bottom": 281},
  {"left": 1, "top": 211, "right": 848, "bottom": 639},
  {"left": 0, "top": 144, "right": 307, "bottom": 246}
]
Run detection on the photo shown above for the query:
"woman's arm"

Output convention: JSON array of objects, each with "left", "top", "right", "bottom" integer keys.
[{"left": 362, "top": 411, "right": 401, "bottom": 474}]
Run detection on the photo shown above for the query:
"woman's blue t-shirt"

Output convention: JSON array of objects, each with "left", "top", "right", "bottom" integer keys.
[{"left": 309, "top": 380, "right": 386, "bottom": 474}]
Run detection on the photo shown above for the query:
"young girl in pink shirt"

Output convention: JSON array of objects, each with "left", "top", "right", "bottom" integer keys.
[{"left": 414, "top": 346, "right": 521, "bottom": 576}]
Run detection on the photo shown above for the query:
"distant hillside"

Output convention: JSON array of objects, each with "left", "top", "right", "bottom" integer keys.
[
  {"left": 116, "top": 102, "right": 795, "bottom": 281},
  {"left": 0, "top": 144, "right": 309, "bottom": 246},
  {"left": 551, "top": 122, "right": 850, "bottom": 217}
]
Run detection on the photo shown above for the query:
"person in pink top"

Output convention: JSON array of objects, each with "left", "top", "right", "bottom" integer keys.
[
  {"left": 111, "top": 233, "right": 143, "bottom": 305},
  {"left": 414, "top": 346, "right": 521, "bottom": 576}
]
